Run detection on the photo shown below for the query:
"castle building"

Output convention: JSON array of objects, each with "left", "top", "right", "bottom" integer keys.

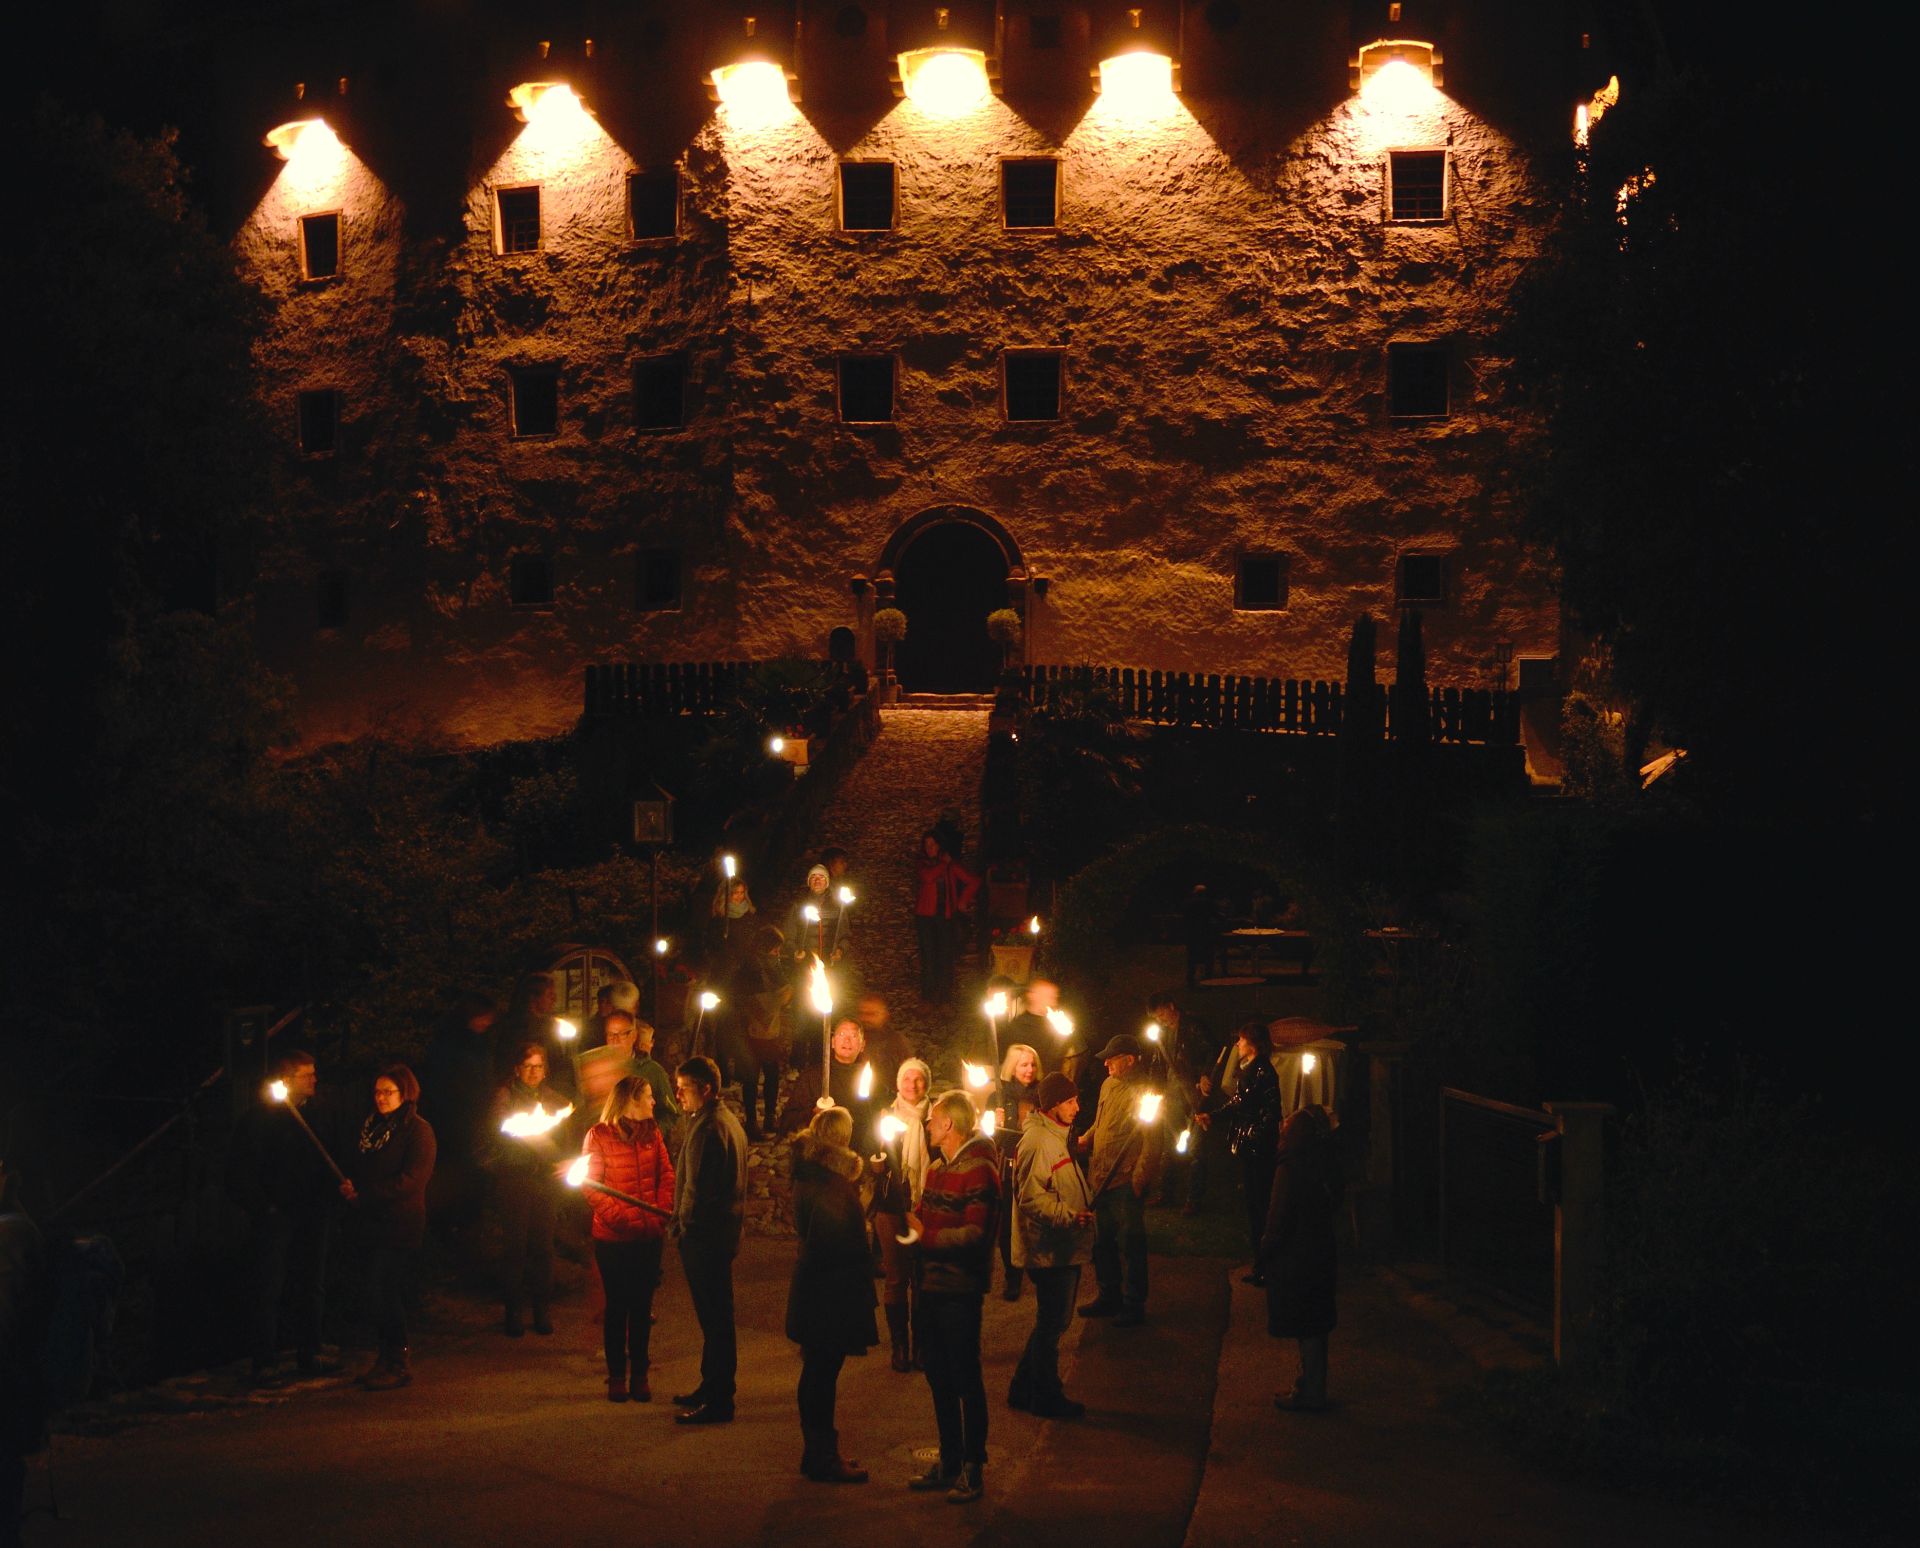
[{"left": 235, "top": 1, "right": 1608, "bottom": 749}]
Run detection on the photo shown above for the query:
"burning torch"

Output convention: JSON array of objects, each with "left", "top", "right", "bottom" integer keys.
[
  {"left": 809, "top": 955, "right": 834, "bottom": 1110},
  {"left": 267, "top": 1079, "right": 349, "bottom": 1187}
]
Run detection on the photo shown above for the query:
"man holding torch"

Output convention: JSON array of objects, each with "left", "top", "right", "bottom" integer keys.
[
  {"left": 1079, "top": 1036, "right": 1164, "bottom": 1328},
  {"left": 229, "top": 1051, "right": 345, "bottom": 1383}
]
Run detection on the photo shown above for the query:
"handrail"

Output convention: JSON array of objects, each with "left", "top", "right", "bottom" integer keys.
[
  {"left": 48, "top": 1002, "right": 308, "bottom": 1225},
  {"left": 1440, "top": 1085, "right": 1554, "bottom": 1128}
]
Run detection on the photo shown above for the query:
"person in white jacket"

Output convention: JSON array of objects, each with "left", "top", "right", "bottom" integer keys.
[{"left": 1008, "top": 1073, "right": 1096, "bottom": 1418}]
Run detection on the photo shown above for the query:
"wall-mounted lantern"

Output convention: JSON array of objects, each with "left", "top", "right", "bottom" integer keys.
[
  {"left": 709, "top": 11, "right": 800, "bottom": 119},
  {"left": 1349, "top": 38, "right": 1443, "bottom": 95},
  {"left": 1093, "top": 5, "right": 1182, "bottom": 105},
  {"left": 893, "top": 4, "right": 1000, "bottom": 115}
]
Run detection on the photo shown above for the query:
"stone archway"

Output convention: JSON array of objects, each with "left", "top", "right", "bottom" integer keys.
[{"left": 880, "top": 507, "right": 1022, "bottom": 693}]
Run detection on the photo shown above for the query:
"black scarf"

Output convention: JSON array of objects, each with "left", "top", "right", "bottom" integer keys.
[{"left": 360, "top": 1103, "right": 411, "bottom": 1154}]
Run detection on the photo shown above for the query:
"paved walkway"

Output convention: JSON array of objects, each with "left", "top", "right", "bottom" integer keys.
[
  {"left": 26, "top": 1245, "right": 1810, "bottom": 1548},
  {"left": 813, "top": 707, "right": 991, "bottom": 1071}
]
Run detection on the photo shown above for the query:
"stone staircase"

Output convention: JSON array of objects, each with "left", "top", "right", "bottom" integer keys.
[{"left": 813, "top": 705, "right": 992, "bottom": 1064}]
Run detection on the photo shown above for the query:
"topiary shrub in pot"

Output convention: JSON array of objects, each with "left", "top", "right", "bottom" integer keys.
[
  {"left": 872, "top": 607, "right": 907, "bottom": 692},
  {"left": 986, "top": 607, "right": 1023, "bottom": 669}
]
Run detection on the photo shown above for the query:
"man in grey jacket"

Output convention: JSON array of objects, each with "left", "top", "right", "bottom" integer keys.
[
  {"left": 670, "top": 1057, "right": 748, "bottom": 1425},
  {"left": 1081, "top": 1036, "right": 1164, "bottom": 1326},
  {"left": 1008, "top": 1073, "right": 1095, "bottom": 1418}
]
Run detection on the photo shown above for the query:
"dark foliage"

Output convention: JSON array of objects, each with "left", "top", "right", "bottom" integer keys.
[{"left": 1510, "top": 62, "right": 1897, "bottom": 816}]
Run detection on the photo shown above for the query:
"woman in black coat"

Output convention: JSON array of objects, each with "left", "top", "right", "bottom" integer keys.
[
  {"left": 1259, "top": 1103, "right": 1339, "bottom": 1412},
  {"left": 786, "top": 1106, "right": 878, "bottom": 1483},
  {"left": 343, "top": 1064, "right": 437, "bottom": 1390}
]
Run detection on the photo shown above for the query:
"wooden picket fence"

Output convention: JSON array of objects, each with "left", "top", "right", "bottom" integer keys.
[
  {"left": 582, "top": 661, "right": 751, "bottom": 718},
  {"left": 1017, "top": 664, "right": 1519, "bottom": 746}
]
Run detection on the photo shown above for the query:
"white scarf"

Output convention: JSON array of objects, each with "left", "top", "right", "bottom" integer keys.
[{"left": 889, "top": 1093, "right": 933, "bottom": 1206}]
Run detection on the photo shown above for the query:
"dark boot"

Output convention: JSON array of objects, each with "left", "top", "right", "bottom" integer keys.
[
  {"left": 1001, "top": 1266, "right": 1023, "bottom": 1302},
  {"left": 363, "top": 1344, "right": 411, "bottom": 1390},
  {"left": 886, "top": 1304, "right": 911, "bottom": 1373},
  {"left": 806, "top": 1429, "right": 867, "bottom": 1484}
]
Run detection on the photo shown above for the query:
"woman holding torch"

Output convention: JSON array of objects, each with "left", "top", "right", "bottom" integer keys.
[
  {"left": 489, "top": 1044, "right": 571, "bottom": 1337},
  {"left": 580, "top": 1075, "right": 675, "bottom": 1402},
  {"left": 786, "top": 1106, "right": 879, "bottom": 1482},
  {"left": 342, "top": 1065, "right": 436, "bottom": 1390},
  {"left": 872, "top": 1057, "right": 933, "bottom": 1372}
]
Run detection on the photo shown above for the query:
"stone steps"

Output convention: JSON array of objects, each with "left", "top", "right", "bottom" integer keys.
[{"left": 890, "top": 693, "right": 996, "bottom": 711}]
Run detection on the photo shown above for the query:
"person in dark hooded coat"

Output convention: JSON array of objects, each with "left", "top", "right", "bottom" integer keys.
[
  {"left": 785, "top": 1106, "right": 878, "bottom": 1483},
  {"left": 1259, "top": 1103, "right": 1341, "bottom": 1412}
]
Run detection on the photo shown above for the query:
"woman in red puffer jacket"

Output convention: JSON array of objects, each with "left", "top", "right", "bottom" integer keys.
[{"left": 581, "top": 1075, "right": 675, "bottom": 1402}]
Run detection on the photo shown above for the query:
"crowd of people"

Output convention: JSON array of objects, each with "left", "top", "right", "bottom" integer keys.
[{"left": 27, "top": 834, "right": 1339, "bottom": 1522}]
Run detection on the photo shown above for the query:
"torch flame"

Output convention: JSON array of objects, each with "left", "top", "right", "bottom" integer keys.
[
  {"left": 983, "top": 991, "right": 1009, "bottom": 1020},
  {"left": 1136, "top": 1091, "right": 1164, "bottom": 1124},
  {"left": 564, "top": 1156, "right": 590, "bottom": 1188},
  {"left": 1028, "top": 914, "right": 1042, "bottom": 936},
  {"left": 554, "top": 1018, "right": 578, "bottom": 1042},
  {"left": 837, "top": 885, "right": 855, "bottom": 907},
  {"left": 1144, "top": 1021, "right": 1162, "bottom": 1043},
  {"left": 980, "top": 1108, "right": 997, "bottom": 1138},
  {"left": 654, "top": 937, "right": 670, "bottom": 956},
  {"left": 803, "top": 904, "right": 821, "bottom": 924},
  {"left": 268, "top": 1080, "right": 290, "bottom": 1103},
  {"left": 962, "top": 1061, "right": 990, "bottom": 1090},
  {"left": 1045, "top": 1009, "right": 1074, "bottom": 1039},
  {"left": 877, "top": 1114, "right": 907, "bottom": 1145},
  {"left": 856, "top": 1062, "right": 874, "bottom": 1100},
  {"left": 807, "top": 956, "right": 833, "bottom": 1017},
  {"left": 698, "top": 990, "right": 721, "bottom": 1012},
  {"left": 500, "top": 1101, "right": 575, "bottom": 1139},
  {"left": 722, "top": 853, "right": 737, "bottom": 879},
  {"left": 1301, "top": 1051, "right": 1317, "bottom": 1076},
  {"left": 1176, "top": 1126, "right": 1192, "bottom": 1154},
  {"left": 768, "top": 735, "right": 786, "bottom": 755}
]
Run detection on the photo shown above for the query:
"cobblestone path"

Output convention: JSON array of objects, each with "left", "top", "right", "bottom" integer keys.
[{"left": 815, "top": 707, "right": 990, "bottom": 1074}]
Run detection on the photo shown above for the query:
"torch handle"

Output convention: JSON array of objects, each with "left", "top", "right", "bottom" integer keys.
[
  {"left": 582, "top": 1179, "right": 674, "bottom": 1220},
  {"left": 286, "top": 1103, "right": 350, "bottom": 1187}
]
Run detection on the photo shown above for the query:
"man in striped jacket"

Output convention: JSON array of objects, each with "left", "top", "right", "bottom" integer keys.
[{"left": 904, "top": 1089, "right": 1002, "bottom": 1503}]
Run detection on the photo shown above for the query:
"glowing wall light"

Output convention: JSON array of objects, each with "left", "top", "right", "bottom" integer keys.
[
  {"left": 508, "top": 81, "right": 591, "bottom": 130},
  {"left": 1094, "top": 6, "right": 1180, "bottom": 110},
  {"left": 264, "top": 118, "right": 344, "bottom": 169},
  {"left": 712, "top": 60, "right": 793, "bottom": 118},
  {"left": 1097, "top": 50, "right": 1177, "bottom": 108},
  {"left": 708, "top": 14, "right": 798, "bottom": 127},
  {"left": 897, "top": 47, "right": 992, "bottom": 115},
  {"left": 1350, "top": 39, "right": 1444, "bottom": 107}
]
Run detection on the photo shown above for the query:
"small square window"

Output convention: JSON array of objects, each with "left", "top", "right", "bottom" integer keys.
[
  {"left": 1002, "top": 159, "right": 1059, "bottom": 229},
  {"left": 509, "top": 366, "right": 559, "bottom": 437},
  {"left": 627, "top": 170, "right": 679, "bottom": 240},
  {"left": 300, "top": 213, "right": 340, "bottom": 280},
  {"left": 637, "top": 548, "right": 683, "bottom": 611},
  {"left": 839, "top": 162, "right": 896, "bottom": 231},
  {"left": 496, "top": 186, "right": 541, "bottom": 254},
  {"left": 316, "top": 570, "right": 349, "bottom": 629},
  {"left": 838, "top": 354, "right": 895, "bottom": 423},
  {"left": 633, "top": 353, "right": 687, "bottom": 430},
  {"left": 1397, "top": 553, "right": 1447, "bottom": 605},
  {"left": 1003, "top": 351, "right": 1063, "bottom": 421},
  {"left": 1029, "top": 15, "right": 1063, "bottom": 48},
  {"left": 1388, "top": 150, "right": 1447, "bottom": 222},
  {"left": 510, "top": 555, "right": 554, "bottom": 609},
  {"left": 1236, "top": 555, "right": 1289, "bottom": 611},
  {"left": 296, "top": 389, "right": 339, "bottom": 454},
  {"left": 1388, "top": 343, "right": 1450, "bottom": 419}
]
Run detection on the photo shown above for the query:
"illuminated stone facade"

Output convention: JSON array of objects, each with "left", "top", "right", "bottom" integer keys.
[{"left": 238, "top": 3, "right": 1593, "bottom": 749}]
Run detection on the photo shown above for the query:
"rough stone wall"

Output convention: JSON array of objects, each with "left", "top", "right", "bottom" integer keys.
[{"left": 239, "top": 3, "right": 1573, "bottom": 751}]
